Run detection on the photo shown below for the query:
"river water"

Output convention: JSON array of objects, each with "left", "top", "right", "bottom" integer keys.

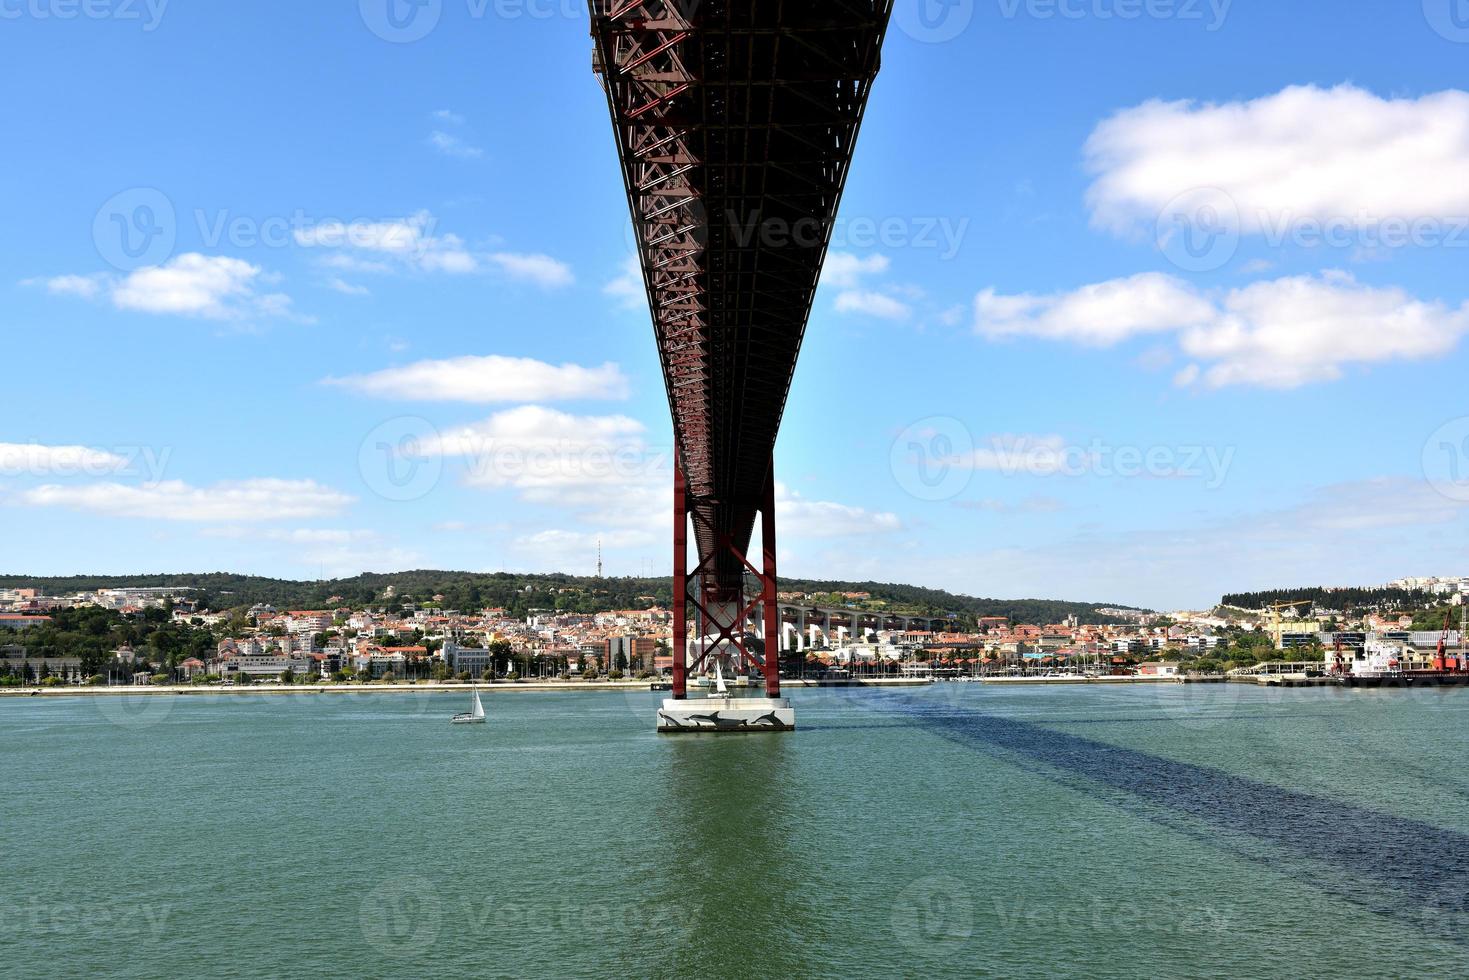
[{"left": 4, "top": 683, "right": 1468, "bottom": 977}]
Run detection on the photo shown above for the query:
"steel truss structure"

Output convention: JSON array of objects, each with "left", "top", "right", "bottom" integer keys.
[{"left": 591, "top": 0, "right": 892, "bottom": 698}]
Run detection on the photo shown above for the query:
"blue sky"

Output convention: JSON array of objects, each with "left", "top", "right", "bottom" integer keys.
[{"left": 4, "top": 0, "right": 1469, "bottom": 609}]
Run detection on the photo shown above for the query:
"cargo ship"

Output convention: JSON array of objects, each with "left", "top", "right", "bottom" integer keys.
[{"left": 1333, "top": 616, "right": 1469, "bottom": 687}]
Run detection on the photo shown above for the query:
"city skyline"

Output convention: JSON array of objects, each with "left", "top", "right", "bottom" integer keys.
[{"left": 5, "top": 2, "right": 1469, "bottom": 609}]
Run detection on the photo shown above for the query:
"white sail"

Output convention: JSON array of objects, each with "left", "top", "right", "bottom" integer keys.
[{"left": 471, "top": 688, "right": 485, "bottom": 720}]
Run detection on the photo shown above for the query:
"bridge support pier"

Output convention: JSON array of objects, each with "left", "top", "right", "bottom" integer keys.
[{"left": 673, "top": 464, "right": 784, "bottom": 696}]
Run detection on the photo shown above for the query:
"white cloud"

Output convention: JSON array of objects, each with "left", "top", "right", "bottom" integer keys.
[
  {"left": 429, "top": 130, "right": 484, "bottom": 159},
  {"left": 1086, "top": 84, "right": 1469, "bottom": 236},
  {"left": 974, "top": 271, "right": 1469, "bottom": 388},
  {"left": 603, "top": 255, "right": 646, "bottom": 311},
  {"left": 112, "top": 253, "right": 300, "bottom": 321},
  {"left": 26, "top": 274, "right": 106, "bottom": 298},
  {"left": 966, "top": 435, "right": 1073, "bottom": 475},
  {"left": 423, "top": 406, "right": 652, "bottom": 492},
  {"left": 488, "top": 252, "right": 574, "bottom": 288},
  {"left": 20, "top": 478, "right": 353, "bottom": 522},
  {"left": 409, "top": 406, "right": 904, "bottom": 550},
  {"left": 325, "top": 355, "right": 629, "bottom": 403},
  {"left": 977, "top": 272, "right": 1214, "bottom": 346},
  {"left": 432, "top": 109, "right": 465, "bottom": 125},
  {"left": 955, "top": 496, "right": 1065, "bottom": 515},
  {"left": 325, "top": 277, "right": 370, "bottom": 297},
  {"left": 0, "top": 443, "right": 127, "bottom": 477},
  {"left": 295, "top": 211, "right": 479, "bottom": 275},
  {"left": 775, "top": 483, "right": 902, "bottom": 537},
  {"left": 834, "top": 290, "right": 912, "bottom": 321},
  {"left": 956, "top": 478, "right": 1468, "bottom": 610},
  {"left": 33, "top": 255, "right": 302, "bottom": 321},
  {"left": 295, "top": 213, "right": 570, "bottom": 286},
  {"left": 201, "top": 527, "right": 417, "bottom": 576},
  {"left": 512, "top": 528, "right": 657, "bottom": 556},
  {"left": 823, "top": 252, "right": 890, "bottom": 289}
]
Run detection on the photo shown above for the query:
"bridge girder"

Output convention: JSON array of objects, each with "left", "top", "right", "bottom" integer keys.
[{"left": 592, "top": 0, "right": 892, "bottom": 694}]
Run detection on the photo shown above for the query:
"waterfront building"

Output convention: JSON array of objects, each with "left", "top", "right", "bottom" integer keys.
[{"left": 442, "top": 641, "right": 492, "bottom": 678}]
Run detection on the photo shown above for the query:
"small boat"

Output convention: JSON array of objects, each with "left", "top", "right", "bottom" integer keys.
[{"left": 451, "top": 686, "right": 486, "bottom": 725}]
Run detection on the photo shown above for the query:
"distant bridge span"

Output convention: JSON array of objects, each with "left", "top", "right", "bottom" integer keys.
[{"left": 592, "top": 0, "right": 892, "bottom": 698}]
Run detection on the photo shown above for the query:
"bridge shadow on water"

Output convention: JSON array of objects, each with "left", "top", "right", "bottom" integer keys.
[{"left": 872, "top": 694, "right": 1469, "bottom": 944}]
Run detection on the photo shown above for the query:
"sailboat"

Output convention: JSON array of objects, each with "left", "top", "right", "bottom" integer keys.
[{"left": 451, "top": 685, "right": 487, "bottom": 725}]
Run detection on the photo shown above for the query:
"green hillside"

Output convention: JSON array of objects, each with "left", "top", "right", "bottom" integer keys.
[{"left": 0, "top": 571, "right": 1137, "bottom": 627}]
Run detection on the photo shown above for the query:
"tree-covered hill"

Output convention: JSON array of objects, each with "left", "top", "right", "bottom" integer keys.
[{"left": 0, "top": 571, "right": 1137, "bottom": 626}]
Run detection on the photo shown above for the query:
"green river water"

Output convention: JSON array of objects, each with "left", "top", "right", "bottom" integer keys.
[{"left": 4, "top": 683, "right": 1468, "bottom": 978}]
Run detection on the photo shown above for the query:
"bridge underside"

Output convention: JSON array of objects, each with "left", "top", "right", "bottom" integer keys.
[{"left": 592, "top": 0, "right": 891, "bottom": 695}]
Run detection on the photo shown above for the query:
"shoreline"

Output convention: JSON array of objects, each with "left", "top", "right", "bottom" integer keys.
[{"left": 0, "top": 677, "right": 935, "bottom": 699}]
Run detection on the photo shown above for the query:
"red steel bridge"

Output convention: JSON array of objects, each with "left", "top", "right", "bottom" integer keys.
[{"left": 591, "top": 0, "right": 892, "bottom": 702}]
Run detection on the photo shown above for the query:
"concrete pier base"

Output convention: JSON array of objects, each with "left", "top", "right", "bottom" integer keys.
[{"left": 656, "top": 696, "right": 795, "bottom": 733}]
